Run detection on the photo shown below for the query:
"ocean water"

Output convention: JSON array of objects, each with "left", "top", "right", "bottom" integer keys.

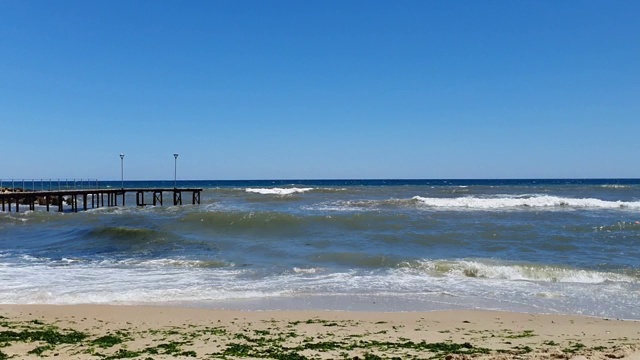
[{"left": 1, "top": 179, "right": 639, "bottom": 319}]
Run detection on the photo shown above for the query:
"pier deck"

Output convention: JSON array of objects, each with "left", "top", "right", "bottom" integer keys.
[{"left": 0, "top": 188, "right": 202, "bottom": 213}]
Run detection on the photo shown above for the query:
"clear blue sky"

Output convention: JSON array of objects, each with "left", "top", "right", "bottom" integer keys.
[{"left": 1, "top": 0, "right": 638, "bottom": 180}]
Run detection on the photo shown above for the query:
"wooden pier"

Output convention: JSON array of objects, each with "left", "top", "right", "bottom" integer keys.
[{"left": 0, "top": 188, "right": 202, "bottom": 213}]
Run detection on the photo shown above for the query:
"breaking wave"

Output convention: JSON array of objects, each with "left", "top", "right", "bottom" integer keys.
[
  {"left": 412, "top": 195, "right": 640, "bottom": 210},
  {"left": 246, "top": 187, "right": 314, "bottom": 195},
  {"left": 306, "top": 195, "right": 640, "bottom": 212},
  {"left": 400, "top": 259, "right": 638, "bottom": 284}
]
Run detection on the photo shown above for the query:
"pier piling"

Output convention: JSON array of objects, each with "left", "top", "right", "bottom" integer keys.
[{"left": 0, "top": 188, "right": 202, "bottom": 213}]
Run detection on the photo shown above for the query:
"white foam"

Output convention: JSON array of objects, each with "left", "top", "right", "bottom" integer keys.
[
  {"left": 60, "top": 258, "right": 83, "bottom": 264},
  {"left": 293, "top": 267, "right": 322, "bottom": 274},
  {"left": 600, "top": 185, "right": 632, "bottom": 189},
  {"left": 305, "top": 199, "right": 408, "bottom": 212},
  {"left": 305, "top": 195, "right": 640, "bottom": 212},
  {"left": 304, "top": 202, "right": 371, "bottom": 212},
  {"left": 412, "top": 195, "right": 640, "bottom": 210},
  {"left": 406, "top": 259, "right": 637, "bottom": 284},
  {"left": 0, "top": 259, "right": 638, "bottom": 318},
  {"left": 246, "top": 187, "right": 314, "bottom": 195},
  {"left": 19, "top": 254, "right": 42, "bottom": 262}
]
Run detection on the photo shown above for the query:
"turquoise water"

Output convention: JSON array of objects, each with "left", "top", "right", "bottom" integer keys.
[{"left": 1, "top": 179, "right": 639, "bottom": 318}]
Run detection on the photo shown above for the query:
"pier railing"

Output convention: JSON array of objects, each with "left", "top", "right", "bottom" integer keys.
[
  {"left": 0, "top": 179, "right": 100, "bottom": 192},
  {"left": 1, "top": 183, "right": 202, "bottom": 213}
]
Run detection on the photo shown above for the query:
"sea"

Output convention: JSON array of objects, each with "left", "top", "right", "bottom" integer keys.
[{"left": 1, "top": 179, "right": 639, "bottom": 319}]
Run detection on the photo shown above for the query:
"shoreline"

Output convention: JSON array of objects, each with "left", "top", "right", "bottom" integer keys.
[
  {"left": 2, "top": 292, "right": 637, "bottom": 321},
  {"left": 1, "top": 304, "right": 639, "bottom": 359}
]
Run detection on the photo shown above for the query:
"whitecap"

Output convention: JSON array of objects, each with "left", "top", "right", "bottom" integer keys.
[
  {"left": 293, "top": 267, "right": 322, "bottom": 274},
  {"left": 404, "top": 259, "right": 637, "bottom": 284},
  {"left": 412, "top": 195, "right": 640, "bottom": 210},
  {"left": 246, "top": 187, "right": 313, "bottom": 195}
]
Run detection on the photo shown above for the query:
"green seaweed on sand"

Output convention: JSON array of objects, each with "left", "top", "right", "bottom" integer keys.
[
  {"left": 142, "top": 340, "right": 197, "bottom": 357},
  {"left": 505, "top": 330, "right": 536, "bottom": 339},
  {"left": 0, "top": 327, "right": 87, "bottom": 345},
  {"left": 27, "top": 344, "right": 55, "bottom": 356},
  {"left": 102, "top": 348, "right": 142, "bottom": 359},
  {"left": 92, "top": 334, "right": 125, "bottom": 348},
  {"left": 563, "top": 342, "right": 586, "bottom": 353},
  {"left": 202, "top": 326, "right": 228, "bottom": 336},
  {"left": 297, "top": 340, "right": 348, "bottom": 351},
  {"left": 513, "top": 345, "right": 533, "bottom": 354},
  {"left": 363, "top": 353, "right": 384, "bottom": 360},
  {"left": 222, "top": 342, "right": 253, "bottom": 357}
]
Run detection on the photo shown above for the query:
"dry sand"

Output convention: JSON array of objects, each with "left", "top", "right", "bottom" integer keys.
[{"left": 1, "top": 305, "right": 639, "bottom": 359}]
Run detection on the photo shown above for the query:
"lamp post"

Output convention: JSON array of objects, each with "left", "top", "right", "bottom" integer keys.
[
  {"left": 120, "top": 154, "right": 125, "bottom": 189},
  {"left": 173, "top": 153, "right": 179, "bottom": 188}
]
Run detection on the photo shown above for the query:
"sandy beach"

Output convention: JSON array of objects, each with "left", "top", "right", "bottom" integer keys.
[{"left": 0, "top": 305, "right": 638, "bottom": 360}]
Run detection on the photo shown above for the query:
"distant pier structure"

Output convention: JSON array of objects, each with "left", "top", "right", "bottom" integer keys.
[{"left": 0, "top": 179, "right": 202, "bottom": 213}]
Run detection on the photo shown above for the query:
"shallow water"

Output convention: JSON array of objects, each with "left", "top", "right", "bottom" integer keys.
[{"left": 1, "top": 179, "right": 639, "bottom": 318}]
